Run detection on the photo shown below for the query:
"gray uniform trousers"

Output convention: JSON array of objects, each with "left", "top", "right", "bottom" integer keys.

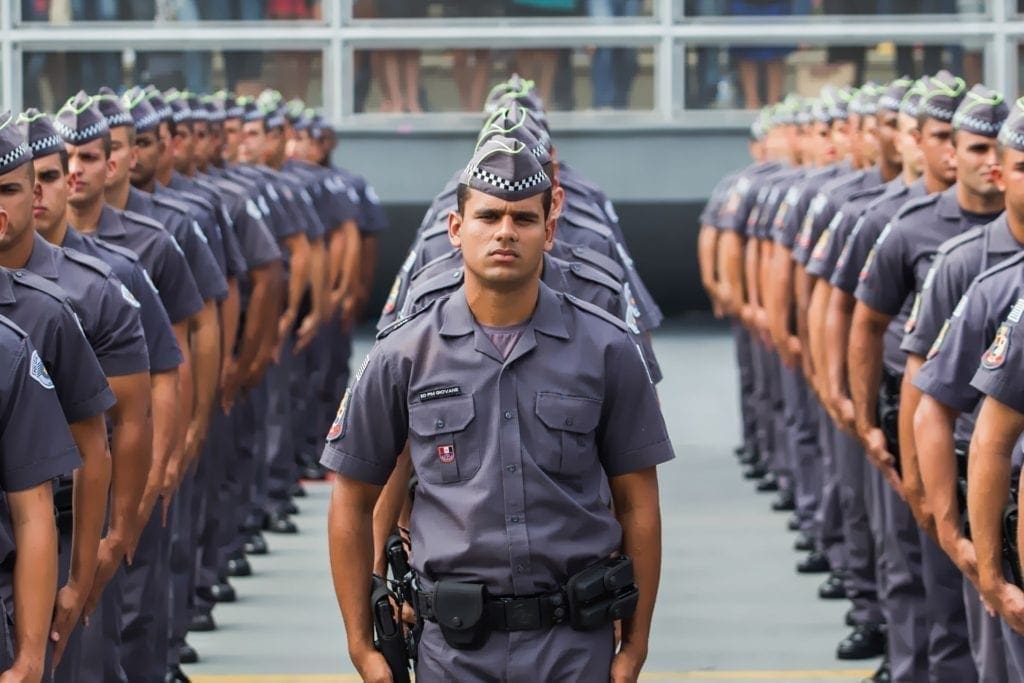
[
  {"left": 780, "top": 363, "right": 819, "bottom": 529},
  {"left": 51, "top": 524, "right": 80, "bottom": 683},
  {"left": 767, "top": 351, "right": 793, "bottom": 491},
  {"left": 918, "top": 530, "right": 976, "bottom": 681},
  {"left": 120, "top": 509, "right": 171, "bottom": 682},
  {"left": 875, "top": 468, "right": 929, "bottom": 683},
  {"left": 76, "top": 566, "right": 128, "bottom": 683},
  {"left": 167, "top": 464, "right": 199, "bottom": 667},
  {"left": 814, "top": 407, "right": 845, "bottom": 570},
  {"left": 290, "top": 325, "right": 331, "bottom": 460},
  {"left": 320, "top": 319, "right": 352, "bottom": 441},
  {"left": 262, "top": 333, "right": 296, "bottom": 516},
  {"left": 194, "top": 409, "right": 232, "bottom": 617},
  {"left": 1001, "top": 562, "right": 1024, "bottom": 678},
  {"left": 748, "top": 338, "right": 777, "bottom": 471},
  {"left": 415, "top": 621, "right": 614, "bottom": 682},
  {"left": 223, "top": 385, "right": 264, "bottom": 563},
  {"left": 733, "top": 322, "right": 758, "bottom": 455},
  {"left": 835, "top": 427, "right": 882, "bottom": 626},
  {"left": 962, "top": 578, "right": 1008, "bottom": 682}
]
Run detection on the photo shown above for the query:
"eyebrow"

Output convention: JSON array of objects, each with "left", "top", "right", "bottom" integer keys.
[{"left": 473, "top": 207, "right": 540, "bottom": 222}]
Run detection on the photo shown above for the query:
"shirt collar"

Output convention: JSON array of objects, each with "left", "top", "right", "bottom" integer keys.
[
  {"left": 0, "top": 268, "right": 16, "bottom": 305},
  {"left": 97, "top": 205, "right": 128, "bottom": 237},
  {"left": 439, "top": 279, "right": 570, "bottom": 341},
  {"left": 24, "top": 233, "right": 60, "bottom": 279},
  {"left": 125, "top": 186, "right": 149, "bottom": 214},
  {"left": 988, "top": 213, "right": 1019, "bottom": 252},
  {"left": 937, "top": 185, "right": 962, "bottom": 219}
]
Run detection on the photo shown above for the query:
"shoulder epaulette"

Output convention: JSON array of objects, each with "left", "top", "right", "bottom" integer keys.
[
  {"left": 91, "top": 239, "right": 140, "bottom": 264},
  {"left": 151, "top": 194, "right": 192, "bottom": 215},
  {"left": 376, "top": 298, "right": 438, "bottom": 341},
  {"left": 976, "top": 249, "right": 1024, "bottom": 283},
  {"left": 564, "top": 293, "right": 629, "bottom": 333},
  {"left": 565, "top": 260, "right": 620, "bottom": 293},
  {"left": 176, "top": 189, "right": 215, "bottom": 212},
  {"left": 61, "top": 247, "right": 114, "bottom": 278},
  {"left": 410, "top": 249, "right": 460, "bottom": 282},
  {"left": 403, "top": 268, "right": 462, "bottom": 317},
  {"left": 12, "top": 269, "right": 72, "bottom": 304},
  {"left": 421, "top": 221, "right": 449, "bottom": 240},
  {"left": 845, "top": 184, "right": 888, "bottom": 205},
  {"left": 822, "top": 170, "right": 865, "bottom": 195},
  {"left": 120, "top": 209, "right": 165, "bottom": 232},
  {"left": 560, "top": 212, "right": 613, "bottom": 238},
  {"left": 894, "top": 192, "right": 940, "bottom": 220},
  {"left": 569, "top": 245, "right": 625, "bottom": 281},
  {"left": 0, "top": 314, "right": 28, "bottom": 339},
  {"left": 937, "top": 225, "right": 984, "bottom": 256}
]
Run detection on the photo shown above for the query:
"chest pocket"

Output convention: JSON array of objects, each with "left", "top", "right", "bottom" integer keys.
[
  {"left": 535, "top": 393, "right": 602, "bottom": 477},
  {"left": 409, "top": 396, "right": 478, "bottom": 485}
]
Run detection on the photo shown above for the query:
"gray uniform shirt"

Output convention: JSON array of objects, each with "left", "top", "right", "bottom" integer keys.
[{"left": 321, "top": 282, "right": 674, "bottom": 596}]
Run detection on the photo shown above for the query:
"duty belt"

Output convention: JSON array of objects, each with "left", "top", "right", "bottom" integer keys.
[{"left": 415, "top": 589, "right": 569, "bottom": 631}]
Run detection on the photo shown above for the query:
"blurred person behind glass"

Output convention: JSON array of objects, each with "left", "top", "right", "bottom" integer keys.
[
  {"left": 509, "top": 0, "right": 579, "bottom": 106},
  {"left": 587, "top": 0, "right": 639, "bottom": 109},
  {"left": 686, "top": 0, "right": 729, "bottom": 109},
  {"left": 375, "top": 0, "right": 426, "bottom": 112},
  {"left": 729, "top": 0, "right": 794, "bottom": 109},
  {"left": 446, "top": 0, "right": 502, "bottom": 111}
]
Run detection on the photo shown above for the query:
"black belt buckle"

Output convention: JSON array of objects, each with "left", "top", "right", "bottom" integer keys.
[{"left": 500, "top": 597, "right": 541, "bottom": 631}]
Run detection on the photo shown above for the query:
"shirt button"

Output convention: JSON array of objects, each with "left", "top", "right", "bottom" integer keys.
[
  {"left": 435, "top": 419, "right": 445, "bottom": 429},
  {"left": 564, "top": 417, "right": 574, "bottom": 426},
  {"left": 503, "top": 411, "right": 513, "bottom": 420},
  {"left": 516, "top": 564, "right": 526, "bottom": 573},
  {"left": 13, "top": 271, "right": 23, "bottom": 278},
  {"left": 506, "top": 464, "right": 516, "bottom": 473},
  {"left": 570, "top": 264, "right": 580, "bottom": 272},
  {"left": 510, "top": 515, "right": 520, "bottom": 523}
]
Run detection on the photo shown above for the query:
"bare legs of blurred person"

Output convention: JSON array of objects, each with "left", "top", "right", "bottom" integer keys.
[
  {"left": 453, "top": 50, "right": 492, "bottom": 111},
  {"left": 379, "top": 51, "right": 422, "bottom": 113},
  {"left": 738, "top": 58, "right": 784, "bottom": 110},
  {"left": 516, "top": 50, "right": 558, "bottom": 107}
]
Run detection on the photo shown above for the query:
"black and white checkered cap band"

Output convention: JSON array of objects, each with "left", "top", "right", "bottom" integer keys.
[
  {"left": 244, "top": 109, "right": 264, "bottom": 123},
  {"left": 266, "top": 112, "right": 285, "bottom": 129},
  {"left": 29, "top": 134, "right": 64, "bottom": 158},
  {"left": 171, "top": 109, "right": 192, "bottom": 124},
  {"left": 921, "top": 99, "right": 956, "bottom": 122},
  {"left": 54, "top": 119, "right": 108, "bottom": 144},
  {"left": 191, "top": 107, "right": 211, "bottom": 122},
  {"left": 953, "top": 111, "right": 1006, "bottom": 136},
  {"left": 999, "top": 125, "right": 1024, "bottom": 151},
  {"left": 468, "top": 166, "right": 549, "bottom": 197},
  {"left": 103, "top": 111, "right": 134, "bottom": 128},
  {"left": 132, "top": 110, "right": 161, "bottom": 132},
  {"left": 0, "top": 143, "right": 30, "bottom": 172},
  {"left": 878, "top": 94, "right": 902, "bottom": 111},
  {"left": 225, "top": 105, "right": 245, "bottom": 119}
]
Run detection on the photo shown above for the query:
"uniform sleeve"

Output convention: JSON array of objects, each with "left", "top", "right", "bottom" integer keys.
[
  {"left": 319, "top": 346, "right": 408, "bottom": 485},
  {"left": 218, "top": 204, "right": 250, "bottom": 278},
  {"left": 791, "top": 195, "right": 829, "bottom": 265},
  {"left": 901, "top": 253, "right": 965, "bottom": 357},
  {"left": 43, "top": 302, "right": 116, "bottom": 423},
  {"left": 264, "top": 184, "right": 303, "bottom": 241},
  {"left": 913, "top": 288, "right": 988, "bottom": 413},
  {"left": 805, "top": 209, "right": 847, "bottom": 279},
  {"left": 970, "top": 317, "right": 1024, "bottom": 413},
  {"left": 0, "top": 338, "right": 81, "bottom": 491},
  {"left": 322, "top": 180, "right": 359, "bottom": 229},
  {"left": 89, "top": 274, "right": 150, "bottom": 377},
  {"left": 598, "top": 335, "right": 675, "bottom": 477},
  {"left": 178, "top": 215, "right": 229, "bottom": 303},
  {"left": 773, "top": 186, "right": 806, "bottom": 250},
  {"left": 295, "top": 187, "right": 327, "bottom": 241},
  {"left": 233, "top": 200, "right": 282, "bottom": 269},
  {"left": 358, "top": 180, "right": 389, "bottom": 235},
  {"left": 854, "top": 219, "right": 913, "bottom": 315},
  {"left": 130, "top": 266, "right": 183, "bottom": 373},
  {"left": 151, "top": 231, "right": 205, "bottom": 324}
]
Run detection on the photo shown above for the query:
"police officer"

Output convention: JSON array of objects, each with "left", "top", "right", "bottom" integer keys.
[
  {"left": 851, "top": 71, "right": 986, "bottom": 681},
  {"left": 0, "top": 318, "right": 81, "bottom": 683},
  {"left": 3, "top": 108, "right": 153, "bottom": 680},
  {"left": 323, "top": 137, "right": 674, "bottom": 682}
]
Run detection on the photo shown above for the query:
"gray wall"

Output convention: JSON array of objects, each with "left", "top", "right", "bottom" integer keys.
[{"left": 335, "top": 127, "right": 752, "bottom": 318}]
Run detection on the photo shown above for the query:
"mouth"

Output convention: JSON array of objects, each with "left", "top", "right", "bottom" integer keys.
[
  {"left": 488, "top": 249, "right": 519, "bottom": 263},
  {"left": 32, "top": 206, "right": 46, "bottom": 218}
]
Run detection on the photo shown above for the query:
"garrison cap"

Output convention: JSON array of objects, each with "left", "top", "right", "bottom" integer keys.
[
  {"left": 483, "top": 74, "right": 534, "bottom": 114},
  {"left": 919, "top": 70, "right": 967, "bottom": 122},
  {"left": 143, "top": 86, "right": 173, "bottom": 123},
  {"left": 770, "top": 99, "right": 796, "bottom": 126},
  {"left": 496, "top": 88, "right": 547, "bottom": 126},
  {"left": 0, "top": 111, "right": 32, "bottom": 176},
  {"left": 826, "top": 86, "right": 855, "bottom": 121},
  {"left": 54, "top": 92, "right": 110, "bottom": 146},
  {"left": 951, "top": 84, "right": 1008, "bottom": 138},
  {"left": 899, "top": 78, "right": 928, "bottom": 118},
  {"left": 750, "top": 108, "right": 770, "bottom": 141},
  {"left": 292, "top": 108, "right": 313, "bottom": 132},
  {"left": 238, "top": 97, "right": 264, "bottom": 124},
  {"left": 878, "top": 75, "right": 914, "bottom": 113},
  {"left": 285, "top": 99, "right": 306, "bottom": 124},
  {"left": 478, "top": 103, "right": 551, "bottom": 162},
  {"left": 309, "top": 113, "right": 330, "bottom": 139},
  {"left": 997, "top": 97, "right": 1024, "bottom": 152},
  {"left": 201, "top": 95, "right": 226, "bottom": 123},
  {"left": 261, "top": 101, "right": 286, "bottom": 131},
  {"left": 850, "top": 82, "right": 884, "bottom": 116},
  {"left": 216, "top": 91, "right": 246, "bottom": 121},
  {"left": 459, "top": 135, "right": 551, "bottom": 202},
  {"left": 18, "top": 109, "right": 65, "bottom": 160},
  {"left": 122, "top": 86, "right": 161, "bottom": 134},
  {"left": 94, "top": 86, "right": 135, "bottom": 129},
  {"left": 185, "top": 93, "right": 209, "bottom": 121},
  {"left": 164, "top": 89, "right": 194, "bottom": 124},
  {"left": 794, "top": 98, "right": 814, "bottom": 126}
]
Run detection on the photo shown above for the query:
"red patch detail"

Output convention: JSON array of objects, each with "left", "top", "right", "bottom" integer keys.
[
  {"left": 437, "top": 444, "right": 455, "bottom": 464},
  {"left": 982, "top": 324, "right": 1011, "bottom": 370}
]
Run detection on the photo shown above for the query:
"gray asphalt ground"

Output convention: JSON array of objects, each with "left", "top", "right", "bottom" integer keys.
[{"left": 187, "top": 320, "right": 880, "bottom": 682}]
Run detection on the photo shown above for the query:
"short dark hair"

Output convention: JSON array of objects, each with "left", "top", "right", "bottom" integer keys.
[
  {"left": 99, "top": 130, "right": 112, "bottom": 158},
  {"left": 456, "top": 183, "right": 553, "bottom": 219},
  {"left": 57, "top": 149, "right": 69, "bottom": 174}
]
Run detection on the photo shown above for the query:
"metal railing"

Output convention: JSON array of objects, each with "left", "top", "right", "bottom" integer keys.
[{"left": 0, "top": 0, "right": 1019, "bottom": 131}]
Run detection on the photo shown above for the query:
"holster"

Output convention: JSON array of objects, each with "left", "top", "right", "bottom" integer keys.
[
  {"left": 371, "top": 575, "right": 411, "bottom": 683},
  {"left": 1005, "top": 500, "right": 1023, "bottom": 590},
  {"left": 565, "top": 555, "right": 639, "bottom": 631},
  {"left": 432, "top": 581, "right": 489, "bottom": 650},
  {"left": 955, "top": 441, "right": 970, "bottom": 538},
  {"left": 877, "top": 369, "right": 903, "bottom": 474},
  {"left": 54, "top": 476, "right": 74, "bottom": 530}
]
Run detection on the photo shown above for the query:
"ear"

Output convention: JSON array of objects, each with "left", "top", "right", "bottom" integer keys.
[
  {"left": 448, "top": 209, "right": 462, "bottom": 249},
  {"left": 130, "top": 144, "right": 139, "bottom": 170},
  {"left": 550, "top": 186, "right": 565, "bottom": 221},
  {"left": 992, "top": 162, "right": 1006, "bottom": 193},
  {"left": 0, "top": 208, "right": 8, "bottom": 240},
  {"left": 544, "top": 209, "right": 556, "bottom": 253},
  {"left": 106, "top": 155, "right": 117, "bottom": 181}
]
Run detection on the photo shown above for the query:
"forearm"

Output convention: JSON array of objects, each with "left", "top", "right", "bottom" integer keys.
[
  {"left": 10, "top": 486, "right": 58, "bottom": 672},
  {"left": 743, "top": 238, "right": 760, "bottom": 309},
  {"left": 717, "top": 232, "right": 745, "bottom": 316},
  {"left": 848, "top": 307, "right": 887, "bottom": 432},
  {"left": 308, "top": 240, "right": 327, "bottom": 321},
  {"left": 236, "top": 266, "right": 276, "bottom": 372},
  {"left": 767, "top": 250, "right": 794, "bottom": 349},
  {"left": 697, "top": 225, "right": 719, "bottom": 298},
  {"left": 327, "top": 227, "right": 347, "bottom": 297},
  {"left": 915, "top": 396, "right": 962, "bottom": 550},
  {"left": 145, "top": 370, "right": 179, "bottom": 515},
  {"left": 174, "top": 323, "right": 194, "bottom": 451},
  {"left": 66, "top": 416, "right": 111, "bottom": 590},
  {"left": 794, "top": 266, "right": 814, "bottom": 376},
  {"left": 328, "top": 478, "right": 379, "bottom": 660},
  {"left": 898, "top": 359, "right": 932, "bottom": 534},
  {"left": 807, "top": 281, "right": 831, "bottom": 394},
  {"left": 189, "top": 303, "right": 221, "bottom": 440},
  {"left": 371, "top": 446, "right": 412, "bottom": 576},
  {"left": 342, "top": 223, "right": 363, "bottom": 303},
  {"left": 108, "top": 375, "right": 154, "bottom": 544},
  {"left": 611, "top": 468, "right": 662, "bottom": 655},
  {"left": 285, "top": 238, "right": 311, "bottom": 322},
  {"left": 825, "top": 291, "right": 855, "bottom": 403},
  {"left": 220, "top": 278, "right": 241, "bottom": 364}
]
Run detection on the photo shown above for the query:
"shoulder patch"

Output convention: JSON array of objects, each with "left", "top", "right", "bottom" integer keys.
[
  {"left": 926, "top": 319, "right": 950, "bottom": 360},
  {"left": 811, "top": 227, "right": 832, "bottom": 262},
  {"left": 938, "top": 225, "right": 983, "bottom": 256},
  {"left": 120, "top": 209, "right": 165, "bottom": 232},
  {"left": 29, "top": 350, "right": 54, "bottom": 389},
  {"left": 61, "top": 247, "right": 113, "bottom": 278},
  {"left": 120, "top": 282, "right": 141, "bottom": 308},
  {"left": 0, "top": 315, "right": 28, "bottom": 338},
  {"left": 564, "top": 293, "right": 630, "bottom": 333},
  {"left": 981, "top": 323, "right": 1011, "bottom": 370},
  {"left": 326, "top": 388, "right": 351, "bottom": 442},
  {"left": 151, "top": 194, "right": 192, "bottom": 215},
  {"left": 570, "top": 245, "right": 625, "bottom": 282},
  {"left": 566, "top": 261, "right": 620, "bottom": 293},
  {"left": 11, "top": 269, "right": 71, "bottom": 303}
]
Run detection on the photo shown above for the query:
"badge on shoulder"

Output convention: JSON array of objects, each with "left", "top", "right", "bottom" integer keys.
[{"left": 982, "top": 324, "right": 1011, "bottom": 370}]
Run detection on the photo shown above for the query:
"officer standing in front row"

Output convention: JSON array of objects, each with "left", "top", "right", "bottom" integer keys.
[{"left": 323, "top": 137, "right": 674, "bottom": 682}]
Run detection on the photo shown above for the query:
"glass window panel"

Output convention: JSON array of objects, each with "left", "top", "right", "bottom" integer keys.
[
  {"left": 351, "top": 0, "right": 655, "bottom": 20},
  {"left": 683, "top": 40, "right": 986, "bottom": 110},
  {"left": 351, "top": 45, "right": 655, "bottom": 113},
  {"left": 23, "top": 50, "right": 323, "bottom": 112},
  {"left": 20, "top": 0, "right": 322, "bottom": 23},
  {"left": 681, "top": 0, "right": 984, "bottom": 17}
]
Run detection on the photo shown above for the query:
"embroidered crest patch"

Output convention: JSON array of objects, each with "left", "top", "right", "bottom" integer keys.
[
  {"left": 437, "top": 444, "right": 455, "bottom": 463},
  {"left": 927, "top": 320, "right": 950, "bottom": 360},
  {"left": 982, "top": 324, "right": 1011, "bottom": 370},
  {"left": 121, "top": 283, "right": 141, "bottom": 309},
  {"left": 326, "top": 389, "right": 351, "bottom": 442},
  {"left": 29, "top": 351, "right": 54, "bottom": 389}
]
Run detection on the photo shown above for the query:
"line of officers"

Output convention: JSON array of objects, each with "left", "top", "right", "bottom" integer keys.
[
  {"left": 0, "top": 86, "right": 388, "bottom": 683},
  {"left": 699, "top": 72, "right": 1024, "bottom": 682}
]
